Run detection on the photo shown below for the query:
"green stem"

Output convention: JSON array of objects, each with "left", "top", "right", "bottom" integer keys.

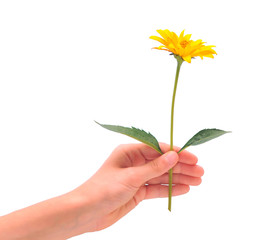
[{"left": 168, "top": 55, "right": 183, "bottom": 212}]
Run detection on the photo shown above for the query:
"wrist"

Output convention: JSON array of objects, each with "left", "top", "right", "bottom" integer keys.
[{"left": 64, "top": 184, "right": 100, "bottom": 237}]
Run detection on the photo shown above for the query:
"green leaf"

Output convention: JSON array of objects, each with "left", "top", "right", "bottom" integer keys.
[
  {"left": 95, "top": 121, "right": 162, "bottom": 154},
  {"left": 179, "top": 128, "right": 231, "bottom": 153}
]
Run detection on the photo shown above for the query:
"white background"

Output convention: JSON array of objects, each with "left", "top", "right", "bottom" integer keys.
[{"left": 0, "top": 0, "right": 263, "bottom": 239}]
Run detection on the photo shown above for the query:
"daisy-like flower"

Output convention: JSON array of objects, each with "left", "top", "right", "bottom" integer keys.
[
  {"left": 150, "top": 29, "right": 217, "bottom": 211},
  {"left": 150, "top": 29, "right": 217, "bottom": 63}
]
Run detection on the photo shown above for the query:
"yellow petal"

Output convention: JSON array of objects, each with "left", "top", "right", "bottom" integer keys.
[
  {"left": 171, "top": 32, "right": 179, "bottom": 44},
  {"left": 157, "top": 29, "right": 170, "bottom": 41},
  {"left": 183, "top": 55, "right": 192, "bottom": 63},
  {"left": 149, "top": 35, "right": 166, "bottom": 45},
  {"left": 179, "top": 30, "right": 185, "bottom": 39},
  {"left": 184, "top": 34, "right": 192, "bottom": 41}
]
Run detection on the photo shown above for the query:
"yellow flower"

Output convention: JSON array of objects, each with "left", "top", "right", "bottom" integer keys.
[{"left": 150, "top": 29, "right": 217, "bottom": 63}]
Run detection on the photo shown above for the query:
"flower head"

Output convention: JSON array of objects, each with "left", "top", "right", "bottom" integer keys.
[{"left": 150, "top": 29, "right": 217, "bottom": 63}]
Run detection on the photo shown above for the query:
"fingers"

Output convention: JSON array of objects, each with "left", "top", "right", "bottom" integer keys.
[
  {"left": 128, "top": 151, "right": 179, "bottom": 186},
  {"left": 147, "top": 174, "right": 202, "bottom": 186},
  {"left": 144, "top": 184, "right": 190, "bottom": 199},
  {"left": 112, "top": 143, "right": 198, "bottom": 167},
  {"left": 146, "top": 162, "right": 204, "bottom": 186},
  {"left": 113, "top": 143, "right": 202, "bottom": 189},
  {"left": 173, "top": 162, "right": 204, "bottom": 177}
]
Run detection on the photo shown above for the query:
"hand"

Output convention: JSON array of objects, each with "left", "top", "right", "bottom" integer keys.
[
  {"left": 74, "top": 143, "right": 204, "bottom": 232},
  {"left": 0, "top": 143, "right": 204, "bottom": 240}
]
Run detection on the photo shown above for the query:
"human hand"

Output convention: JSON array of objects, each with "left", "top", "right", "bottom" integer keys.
[
  {"left": 0, "top": 143, "right": 204, "bottom": 240},
  {"left": 73, "top": 143, "right": 204, "bottom": 233}
]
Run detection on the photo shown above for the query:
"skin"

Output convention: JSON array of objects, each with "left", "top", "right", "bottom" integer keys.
[{"left": 0, "top": 143, "right": 204, "bottom": 239}]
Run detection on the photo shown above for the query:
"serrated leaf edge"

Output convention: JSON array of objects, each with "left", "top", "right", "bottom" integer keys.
[{"left": 95, "top": 121, "right": 163, "bottom": 154}]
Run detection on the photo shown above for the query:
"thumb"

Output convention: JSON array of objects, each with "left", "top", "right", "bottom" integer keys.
[{"left": 135, "top": 151, "right": 179, "bottom": 183}]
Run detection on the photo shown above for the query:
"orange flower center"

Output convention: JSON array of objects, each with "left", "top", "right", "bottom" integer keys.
[{"left": 180, "top": 40, "right": 190, "bottom": 48}]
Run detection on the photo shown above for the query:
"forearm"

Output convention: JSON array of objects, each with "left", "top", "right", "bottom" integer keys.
[{"left": 0, "top": 190, "right": 96, "bottom": 240}]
